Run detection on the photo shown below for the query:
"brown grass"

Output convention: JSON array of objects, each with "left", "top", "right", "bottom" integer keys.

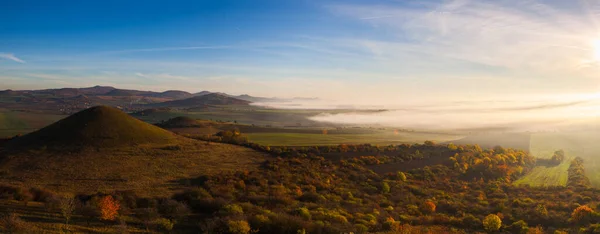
[{"left": 0, "top": 140, "right": 267, "bottom": 197}]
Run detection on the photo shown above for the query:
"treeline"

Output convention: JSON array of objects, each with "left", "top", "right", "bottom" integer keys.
[{"left": 567, "top": 157, "right": 591, "bottom": 188}]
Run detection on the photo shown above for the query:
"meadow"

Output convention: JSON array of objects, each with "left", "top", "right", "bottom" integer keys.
[
  {"left": 246, "top": 132, "right": 461, "bottom": 146},
  {"left": 513, "top": 131, "right": 600, "bottom": 187},
  {"left": 0, "top": 110, "right": 65, "bottom": 137}
]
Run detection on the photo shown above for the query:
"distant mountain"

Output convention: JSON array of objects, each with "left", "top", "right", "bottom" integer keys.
[
  {"left": 105, "top": 89, "right": 156, "bottom": 97},
  {"left": 194, "top": 91, "right": 213, "bottom": 96},
  {"left": 77, "top": 85, "right": 116, "bottom": 95},
  {"left": 152, "top": 93, "right": 250, "bottom": 107},
  {"left": 151, "top": 90, "right": 193, "bottom": 99}
]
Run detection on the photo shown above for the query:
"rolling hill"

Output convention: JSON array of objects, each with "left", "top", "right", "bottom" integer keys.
[
  {"left": 4, "top": 105, "right": 179, "bottom": 150},
  {"left": 0, "top": 106, "right": 268, "bottom": 195},
  {"left": 152, "top": 93, "right": 251, "bottom": 107}
]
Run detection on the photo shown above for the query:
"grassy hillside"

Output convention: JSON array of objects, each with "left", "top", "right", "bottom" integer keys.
[
  {"left": 0, "top": 141, "right": 267, "bottom": 196},
  {"left": 0, "top": 106, "right": 269, "bottom": 196},
  {"left": 5, "top": 106, "right": 179, "bottom": 150}
]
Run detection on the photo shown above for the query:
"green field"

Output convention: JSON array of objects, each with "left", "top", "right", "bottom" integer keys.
[
  {"left": 514, "top": 131, "right": 600, "bottom": 187},
  {"left": 0, "top": 110, "right": 65, "bottom": 137},
  {"left": 246, "top": 132, "right": 462, "bottom": 146},
  {"left": 513, "top": 161, "right": 570, "bottom": 186}
]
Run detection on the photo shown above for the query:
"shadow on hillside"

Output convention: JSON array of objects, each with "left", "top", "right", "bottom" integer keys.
[{"left": 172, "top": 175, "right": 210, "bottom": 187}]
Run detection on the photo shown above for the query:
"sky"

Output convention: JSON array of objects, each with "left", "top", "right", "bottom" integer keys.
[{"left": 3, "top": 0, "right": 600, "bottom": 104}]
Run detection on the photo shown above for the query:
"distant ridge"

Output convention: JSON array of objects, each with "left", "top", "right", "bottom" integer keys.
[
  {"left": 157, "top": 116, "right": 202, "bottom": 128},
  {"left": 152, "top": 93, "right": 250, "bottom": 107},
  {"left": 6, "top": 105, "right": 179, "bottom": 150}
]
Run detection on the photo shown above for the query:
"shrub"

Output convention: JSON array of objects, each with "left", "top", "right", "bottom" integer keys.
[
  {"left": 296, "top": 207, "right": 311, "bottom": 221},
  {"left": 571, "top": 205, "right": 593, "bottom": 224},
  {"left": 354, "top": 224, "right": 369, "bottom": 233},
  {"left": 508, "top": 220, "right": 528, "bottom": 234},
  {"left": 221, "top": 204, "right": 244, "bottom": 216},
  {"left": 483, "top": 214, "right": 502, "bottom": 232},
  {"left": 98, "top": 195, "right": 120, "bottom": 221},
  {"left": 155, "top": 218, "right": 174, "bottom": 232},
  {"left": 0, "top": 213, "right": 30, "bottom": 233},
  {"left": 158, "top": 199, "right": 190, "bottom": 222},
  {"left": 421, "top": 201, "right": 436, "bottom": 214},
  {"left": 227, "top": 220, "right": 251, "bottom": 234}
]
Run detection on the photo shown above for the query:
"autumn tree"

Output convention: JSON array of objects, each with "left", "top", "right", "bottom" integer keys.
[
  {"left": 397, "top": 171, "right": 407, "bottom": 182},
  {"left": 98, "top": 195, "right": 120, "bottom": 221},
  {"left": 483, "top": 214, "right": 501, "bottom": 232},
  {"left": 570, "top": 205, "right": 593, "bottom": 224},
  {"left": 227, "top": 220, "right": 251, "bottom": 234},
  {"left": 551, "top": 150, "right": 565, "bottom": 163},
  {"left": 421, "top": 201, "right": 436, "bottom": 214}
]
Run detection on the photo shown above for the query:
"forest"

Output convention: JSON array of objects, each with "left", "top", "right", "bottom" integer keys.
[{"left": 1, "top": 129, "right": 599, "bottom": 233}]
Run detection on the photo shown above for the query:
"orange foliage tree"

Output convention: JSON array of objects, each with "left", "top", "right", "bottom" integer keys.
[
  {"left": 570, "top": 205, "right": 593, "bottom": 224},
  {"left": 98, "top": 195, "right": 120, "bottom": 221},
  {"left": 421, "top": 201, "right": 436, "bottom": 214}
]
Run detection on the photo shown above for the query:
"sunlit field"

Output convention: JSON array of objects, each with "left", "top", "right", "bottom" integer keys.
[{"left": 514, "top": 131, "right": 600, "bottom": 187}]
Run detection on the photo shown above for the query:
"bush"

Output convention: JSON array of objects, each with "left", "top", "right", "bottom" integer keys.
[
  {"left": 354, "top": 224, "right": 369, "bottom": 233},
  {"left": 98, "top": 195, "right": 120, "bottom": 221},
  {"left": 0, "top": 213, "right": 31, "bottom": 233},
  {"left": 227, "top": 220, "right": 251, "bottom": 234},
  {"left": 508, "top": 220, "right": 528, "bottom": 234},
  {"left": 155, "top": 218, "right": 174, "bottom": 232},
  {"left": 220, "top": 204, "right": 244, "bottom": 216},
  {"left": 483, "top": 214, "right": 502, "bottom": 232},
  {"left": 296, "top": 207, "right": 311, "bottom": 221},
  {"left": 158, "top": 199, "right": 190, "bottom": 221}
]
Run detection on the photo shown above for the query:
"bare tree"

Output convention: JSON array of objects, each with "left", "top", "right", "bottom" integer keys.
[{"left": 58, "top": 195, "right": 77, "bottom": 224}]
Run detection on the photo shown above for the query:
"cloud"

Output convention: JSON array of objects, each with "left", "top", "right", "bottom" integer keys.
[
  {"left": 329, "top": 0, "right": 600, "bottom": 74},
  {"left": 0, "top": 53, "right": 25, "bottom": 63},
  {"left": 135, "top": 72, "right": 147, "bottom": 77},
  {"left": 99, "top": 46, "right": 231, "bottom": 55}
]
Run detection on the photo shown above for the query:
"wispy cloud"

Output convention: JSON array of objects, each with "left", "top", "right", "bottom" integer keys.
[
  {"left": 99, "top": 46, "right": 232, "bottom": 55},
  {"left": 329, "top": 0, "right": 600, "bottom": 75},
  {"left": 0, "top": 53, "right": 25, "bottom": 63}
]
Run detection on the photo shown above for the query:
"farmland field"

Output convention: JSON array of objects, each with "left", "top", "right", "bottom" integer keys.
[
  {"left": 514, "top": 131, "right": 600, "bottom": 187},
  {"left": 246, "top": 132, "right": 462, "bottom": 146},
  {"left": 0, "top": 110, "right": 65, "bottom": 137},
  {"left": 513, "top": 161, "right": 570, "bottom": 186}
]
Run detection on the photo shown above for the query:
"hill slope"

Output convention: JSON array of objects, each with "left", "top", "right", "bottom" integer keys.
[
  {"left": 0, "top": 106, "right": 268, "bottom": 195},
  {"left": 5, "top": 105, "right": 179, "bottom": 150},
  {"left": 152, "top": 93, "right": 250, "bottom": 107}
]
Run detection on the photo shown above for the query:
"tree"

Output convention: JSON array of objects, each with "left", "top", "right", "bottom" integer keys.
[
  {"left": 381, "top": 182, "right": 390, "bottom": 194},
  {"left": 507, "top": 220, "right": 528, "bottom": 234},
  {"left": 421, "top": 201, "right": 436, "bottom": 214},
  {"left": 551, "top": 150, "right": 565, "bottom": 163},
  {"left": 98, "top": 195, "right": 120, "bottom": 221},
  {"left": 397, "top": 171, "right": 407, "bottom": 182},
  {"left": 227, "top": 220, "right": 251, "bottom": 234},
  {"left": 535, "top": 204, "right": 548, "bottom": 218},
  {"left": 58, "top": 195, "right": 77, "bottom": 224},
  {"left": 483, "top": 214, "right": 501, "bottom": 232},
  {"left": 570, "top": 205, "right": 593, "bottom": 224}
]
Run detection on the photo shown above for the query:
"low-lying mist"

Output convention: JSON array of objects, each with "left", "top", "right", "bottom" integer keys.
[{"left": 253, "top": 95, "right": 600, "bottom": 132}]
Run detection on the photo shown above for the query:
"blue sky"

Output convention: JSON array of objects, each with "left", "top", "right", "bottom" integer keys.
[{"left": 3, "top": 0, "right": 600, "bottom": 102}]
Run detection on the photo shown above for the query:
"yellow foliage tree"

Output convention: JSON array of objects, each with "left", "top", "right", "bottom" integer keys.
[{"left": 483, "top": 214, "right": 502, "bottom": 232}]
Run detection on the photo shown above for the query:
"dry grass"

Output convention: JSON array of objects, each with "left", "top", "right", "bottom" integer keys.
[
  {"left": 0, "top": 199, "right": 154, "bottom": 233},
  {"left": 0, "top": 140, "right": 267, "bottom": 197}
]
